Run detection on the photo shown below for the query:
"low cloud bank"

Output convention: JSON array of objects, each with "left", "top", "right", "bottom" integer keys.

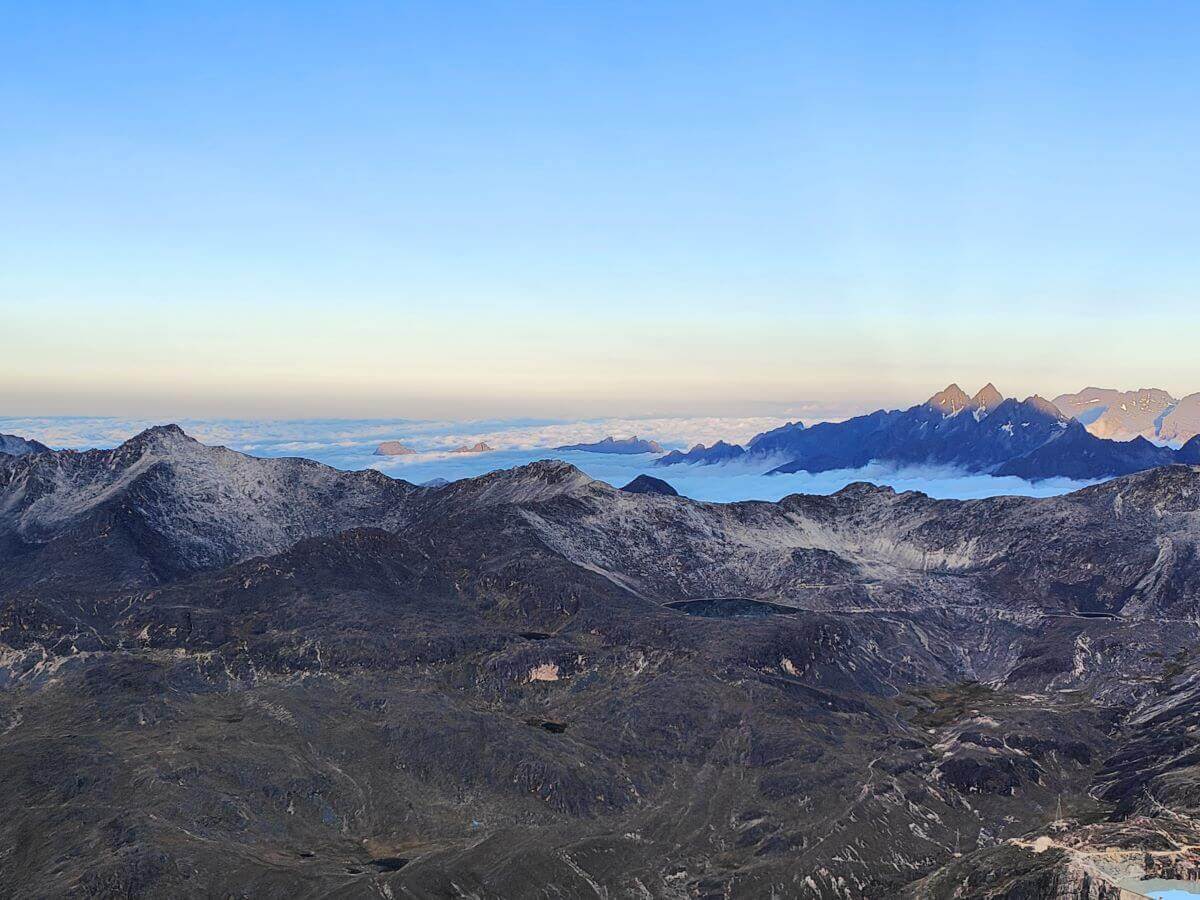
[
  {"left": 369, "top": 451, "right": 1095, "bottom": 503},
  {"left": 0, "top": 414, "right": 790, "bottom": 457},
  {"left": 1, "top": 415, "right": 1096, "bottom": 501}
]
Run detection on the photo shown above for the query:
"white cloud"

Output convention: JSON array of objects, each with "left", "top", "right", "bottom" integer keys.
[
  {"left": 0, "top": 415, "right": 1096, "bottom": 502},
  {"left": 0, "top": 414, "right": 794, "bottom": 455}
]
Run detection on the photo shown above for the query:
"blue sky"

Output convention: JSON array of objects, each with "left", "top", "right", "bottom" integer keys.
[{"left": 3, "top": 2, "right": 1198, "bottom": 417}]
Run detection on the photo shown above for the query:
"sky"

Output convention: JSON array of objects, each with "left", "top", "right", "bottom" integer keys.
[{"left": 3, "top": 1, "right": 1198, "bottom": 419}]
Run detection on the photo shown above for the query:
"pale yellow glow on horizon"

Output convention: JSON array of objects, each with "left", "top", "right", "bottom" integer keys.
[{"left": 4, "top": 298, "right": 1197, "bottom": 419}]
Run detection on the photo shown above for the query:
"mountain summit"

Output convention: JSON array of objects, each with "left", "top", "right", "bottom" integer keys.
[
  {"left": 926, "top": 383, "right": 972, "bottom": 416},
  {"left": 0, "top": 426, "right": 419, "bottom": 585},
  {"left": 972, "top": 383, "right": 1004, "bottom": 413}
]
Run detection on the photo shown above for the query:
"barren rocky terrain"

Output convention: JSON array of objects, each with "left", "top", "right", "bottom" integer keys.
[{"left": 3, "top": 427, "right": 1200, "bottom": 898}]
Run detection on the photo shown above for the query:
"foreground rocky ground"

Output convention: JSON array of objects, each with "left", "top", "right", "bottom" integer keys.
[{"left": 2, "top": 427, "right": 1200, "bottom": 898}]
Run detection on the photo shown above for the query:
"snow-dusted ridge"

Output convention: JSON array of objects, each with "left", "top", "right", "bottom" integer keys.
[{"left": 0, "top": 424, "right": 422, "bottom": 572}]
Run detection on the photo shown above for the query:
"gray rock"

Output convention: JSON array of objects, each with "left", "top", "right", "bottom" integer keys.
[{"left": 373, "top": 440, "right": 417, "bottom": 456}]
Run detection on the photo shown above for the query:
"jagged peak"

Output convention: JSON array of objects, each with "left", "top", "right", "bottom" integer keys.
[
  {"left": 972, "top": 383, "right": 1004, "bottom": 410},
  {"left": 123, "top": 424, "right": 196, "bottom": 448},
  {"left": 500, "top": 459, "right": 587, "bottom": 479},
  {"left": 832, "top": 481, "right": 898, "bottom": 499},
  {"left": 454, "top": 459, "right": 599, "bottom": 504},
  {"left": 927, "top": 383, "right": 972, "bottom": 415}
]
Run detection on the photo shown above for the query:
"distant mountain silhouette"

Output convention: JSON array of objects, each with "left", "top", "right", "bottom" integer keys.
[
  {"left": 995, "top": 421, "right": 1176, "bottom": 480},
  {"left": 1178, "top": 434, "right": 1200, "bottom": 465},
  {"left": 555, "top": 436, "right": 664, "bottom": 454},
  {"left": 620, "top": 474, "right": 679, "bottom": 496},
  {"left": 655, "top": 441, "right": 745, "bottom": 467},
  {"left": 656, "top": 384, "right": 1200, "bottom": 481},
  {"left": 450, "top": 442, "right": 494, "bottom": 454},
  {"left": 374, "top": 440, "right": 417, "bottom": 456}
]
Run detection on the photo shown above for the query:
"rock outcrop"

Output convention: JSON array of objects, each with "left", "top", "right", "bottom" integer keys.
[{"left": 373, "top": 440, "right": 417, "bottom": 456}]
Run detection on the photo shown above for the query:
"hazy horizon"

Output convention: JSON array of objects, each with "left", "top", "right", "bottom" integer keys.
[{"left": 3, "top": 379, "right": 1197, "bottom": 424}]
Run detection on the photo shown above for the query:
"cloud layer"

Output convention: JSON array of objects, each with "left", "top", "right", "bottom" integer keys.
[
  {"left": 0, "top": 415, "right": 1096, "bottom": 502},
  {"left": 0, "top": 414, "right": 793, "bottom": 456}
]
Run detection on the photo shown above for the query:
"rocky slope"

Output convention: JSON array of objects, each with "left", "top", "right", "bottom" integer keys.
[{"left": 2, "top": 430, "right": 1200, "bottom": 898}]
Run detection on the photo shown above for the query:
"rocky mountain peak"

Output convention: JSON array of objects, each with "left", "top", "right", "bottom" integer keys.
[
  {"left": 972, "top": 383, "right": 1004, "bottom": 411},
  {"left": 0, "top": 428, "right": 419, "bottom": 577},
  {"left": 1023, "top": 395, "right": 1066, "bottom": 420},
  {"left": 123, "top": 423, "right": 196, "bottom": 451},
  {"left": 831, "top": 481, "right": 900, "bottom": 501},
  {"left": 450, "top": 459, "right": 599, "bottom": 506},
  {"left": 374, "top": 440, "right": 417, "bottom": 456},
  {"left": 927, "top": 383, "right": 971, "bottom": 415}
]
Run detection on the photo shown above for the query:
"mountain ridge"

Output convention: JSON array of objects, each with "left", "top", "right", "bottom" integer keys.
[
  {"left": 657, "top": 384, "right": 1200, "bottom": 480},
  {"left": 554, "top": 435, "right": 665, "bottom": 454},
  {"left": 0, "top": 424, "right": 421, "bottom": 588},
  {"left": 3, "top": 429, "right": 1200, "bottom": 895},
  {"left": 1053, "top": 386, "right": 1200, "bottom": 444}
]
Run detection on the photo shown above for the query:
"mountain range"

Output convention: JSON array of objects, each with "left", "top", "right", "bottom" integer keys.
[
  {"left": 2, "top": 426, "right": 1200, "bottom": 896},
  {"left": 659, "top": 384, "right": 1200, "bottom": 481},
  {"left": 1054, "top": 386, "right": 1200, "bottom": 444},
  {"left": 450, "top": 441, "right": 494, "bottom": 453},
  {"left": 554, "top": 435, "right": 665, "bottom": 454}
]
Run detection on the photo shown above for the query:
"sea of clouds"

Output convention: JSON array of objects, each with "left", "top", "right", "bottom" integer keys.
[{"left": 0, "top": 415, "right": 1097, "bottom": 502}]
